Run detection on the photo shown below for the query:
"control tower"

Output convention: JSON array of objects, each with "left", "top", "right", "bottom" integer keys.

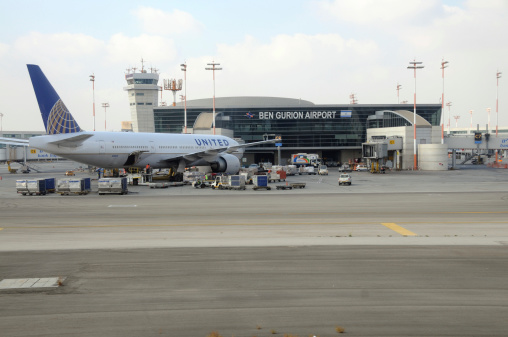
[{"left": 123, "top": 62, "right": 159, "bottom": 132}]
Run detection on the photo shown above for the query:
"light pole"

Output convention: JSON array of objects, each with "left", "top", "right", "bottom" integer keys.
[
  {"left": 102, "top": 103, "right": 109, "bottom": 131},
  {"left": 496, "top": 71, "right": 502, "bottom": 136},
  {"left": 453, "top": 115, "right": 460, "bottom": 128},
  {"left": 205, "top": 61, "right": 222, "bottom": 135},
  {"left": 396, "top": 83, "right": 402, "bottom": 104},
  {"left": 446, "top": 102, "right": 452, "bottom": 134},
  {"left": 180, "top": 62, "right": 188, "bottom": 134},
  {"left": 469, "top": 110, "right": 473, "bottom": 133},
  {"left": 487, "top": 107, "right": 491, "bottom": 133},
  {"left": 89, "top": 74, "right": 95, "bottom": 131},
  {"left": 440, "top": 59, "right": 449, "bottom": 144},
  {"left": 408, "top": 60, "right": 424, "bottom": 169}
]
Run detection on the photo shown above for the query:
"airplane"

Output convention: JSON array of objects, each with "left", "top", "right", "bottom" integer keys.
[{"left": 0, "top": 64, "right": 277, "bottom": 174}]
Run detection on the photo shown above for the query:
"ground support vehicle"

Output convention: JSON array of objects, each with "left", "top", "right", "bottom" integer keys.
[
  {"left": 268, "top": 168, "right": 287, "bottom": 182},
  {"left": 338, "top": 165, "right": 352, "bottom": 172},
  {"left": 149, "top": 182, "right": 170, "bottom": 188},
  {"left": 239, "top": 170, "right": 254, "bottom": 185},
  {"left": 285, "top": 165, "right": 298, "bottom": 176},
  {"left": 227, "top": 175, "right": 246, "bottom": 190},
  {"left": 318, "top": 165, "right": 329, "bottom": 175},
  {"left": 355, "top": 164, "right": 368, "bottom": 172},
  {"left": 290, "top": 182, "right": 306, "bottom": 189},
  {"left": 7, "top": 161, "right": 18, "bottom": 174},
  {"left": 276, "top": 184, "right": 293, "bottom": 190},
  {"left": 98, "top": 177, "right": 128, "bottom": 195},
  {"left": 57, "top": 177, "right": 91, "bottom": 195},
  {"left": 291, "top": 153, "right": 322, "bottom": 167},
  {"left": 211, "top": 175, "right": 229, "bottom": 190},
  {"left": 253, "top": 175, "right": 271, "bottom": 190},
  {"left": 298, "top": 166, "right": 316, "bottom": 175},
  {"left": 338, "top": 174, "right": 352, "bottom": 185},
  {"left": 192, "top": 180, "right": 210, "bottom": 188}
]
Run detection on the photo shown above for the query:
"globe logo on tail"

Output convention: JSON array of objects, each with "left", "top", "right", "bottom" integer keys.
[{"left": 47, "top": 99, "right": 81, "bottom": 134}]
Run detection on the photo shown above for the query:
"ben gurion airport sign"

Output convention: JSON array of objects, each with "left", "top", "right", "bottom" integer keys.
[{"left": 258, "top": 110, "right": 351, "bottom": 120}]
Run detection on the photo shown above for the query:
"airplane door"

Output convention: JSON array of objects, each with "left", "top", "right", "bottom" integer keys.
[
  {"left": 99, "top": 140, "right": 105, "bottom": 154},
  {"left": 150, "top": 141, "right": 156, "bottom": 153}
]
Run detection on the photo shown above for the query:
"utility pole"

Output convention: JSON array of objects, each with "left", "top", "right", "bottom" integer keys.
[
  {"left": 496, "top": 71, "right": 502, "bottom": 136},
  {"left": 181, "top": 62, "right": 188, "bottom": 133},
  {"left": 446, "top": 102, "right": 452, "bottom": 134},
  {"left": 102, "top": 103, "right": 109, "bottom": 131},
  {"left": 408, "top": 60, "right": 424, "bottom": 169},
  {"left": 89, "top": 73, "right": 95, "bottom": 131},
  {"left": 205, "top": 61, "right": 222, "bottom": 135},
  {"left": 453, "top": 115, "right": 460, "bottom": 128},
  {"left": 469, "top": 110, "right": 474, "bottom": 133},
  {"left": 440, "top": 59, "right": 449, "bottom": 144},
  {"left": 396, "top": 83, "right": 402, "bottom": 104}
]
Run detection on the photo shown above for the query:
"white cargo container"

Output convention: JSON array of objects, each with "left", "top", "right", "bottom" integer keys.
[
  {"left": 16, "top": 179, "right": 30, "bottom": 195},
  {"left": 57, "top": 178, "right": 91, "bottom": 195},
  {"left": 298, "top": 166, "right": 316, "bottom": 175},
  {"left": 98, "top": 177, "right": 128, "bottom": 195}
]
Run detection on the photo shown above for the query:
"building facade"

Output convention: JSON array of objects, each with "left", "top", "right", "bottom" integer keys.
[{"left": 153, "top": 97, "right": 442, "bottom": 165}]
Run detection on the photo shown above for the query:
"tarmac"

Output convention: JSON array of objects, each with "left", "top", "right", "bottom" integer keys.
[{"left": 0, "top": 160, "right": 508, "bottom": 336}]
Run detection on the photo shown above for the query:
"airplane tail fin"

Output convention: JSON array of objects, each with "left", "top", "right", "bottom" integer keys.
[{"left": 27, "top": 64, "right": 82, "bottom": 134}]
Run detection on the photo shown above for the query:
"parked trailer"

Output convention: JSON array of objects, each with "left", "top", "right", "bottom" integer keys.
[
  {"left": 252, "top": 175, "right": 271, "bottom": 190},
  {"left": 290, "top": 182, "right": 306, "bottom": 189},
  {"left": 57, "top": 178, "right": 91, "bottom": 195},
  {"left": 26, "top": 179, "right": 47, "bottom": 195},
  {"left": 268, "top": 167, "right": 287, "bottom": 182},
  {"left": 298, "top": 166, "right": 316, "bottom": 175},
  {"left": 16, "top": 179, "right": 30, "bottom": 195},
  {"left": 44, "top": 178, "right": 56, "bottom": 193},
  {"left": 98, "top": 177, "right": 128, "bottom": 195},
  {"left": 228, "top": 175, "right": 246, "bottom": 190}
]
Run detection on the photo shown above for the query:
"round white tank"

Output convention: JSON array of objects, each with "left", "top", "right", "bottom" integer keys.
[{"left": 418, "top": 144, "right": 448, "bottom": 170}]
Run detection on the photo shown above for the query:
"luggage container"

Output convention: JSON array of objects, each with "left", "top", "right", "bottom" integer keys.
[
  {"left": 44, "top": 178, "right": 56, "bottom": 193},
  {"left": 27, "top": 179, "right": 47, "bottom": 195},
  {"left": 16, "top": 179, "right": 29, "bottom": 195},
  {"left": 57, "top": 178, "right": 91, "bottom": 195},
  {"left": 228, "top": 175, "right": 246, "bottom": 190},
  {"left": 98, "top": 177, "right": 128, "bottom": 195},
  {"left": 252, "top": 175, "right": 271, "bottom": 190},
  {"left": 82, "top": 177, "right": 91, "bottom": 193}
]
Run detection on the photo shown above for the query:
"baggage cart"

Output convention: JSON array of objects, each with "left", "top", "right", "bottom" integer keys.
[
  {"left": 98, "top": 177, "right": 128, "bottom": 195},
  {"left": 252, "top": 175, "right": 271, "bottom": 190},
  {"left": 228, "top": 175, "right": 246, "bottom": 190},
  {"left": 16, "top": 179, "right": 29, "bottom": 195},
  {"left": 27, "top": 179, "right": 47, "bottom": 195},
  {"left": 57, "top": 178, "right": 91, "bottom": 195}
]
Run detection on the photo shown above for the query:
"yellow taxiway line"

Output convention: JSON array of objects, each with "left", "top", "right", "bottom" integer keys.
[{"left": 381, "top": 223, "right": 417, "bottom": 236}]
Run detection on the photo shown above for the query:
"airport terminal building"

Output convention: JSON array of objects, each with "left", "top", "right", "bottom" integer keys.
[{"left": 152, "top": 97, "right": 442, "bottom": 165}]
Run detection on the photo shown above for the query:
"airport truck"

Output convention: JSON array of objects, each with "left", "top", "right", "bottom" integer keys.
[{"left": 290, "top": 153, "right": 322, "bottom": 167}]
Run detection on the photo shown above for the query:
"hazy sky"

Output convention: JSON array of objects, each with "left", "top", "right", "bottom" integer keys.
[{"left": 0, "top": 0, "right": 506, "bottom": 132}]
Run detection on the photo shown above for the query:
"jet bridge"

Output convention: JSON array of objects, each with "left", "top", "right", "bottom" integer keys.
[{"left": 362, "top": 136, "right": 403, "bottom": 172}]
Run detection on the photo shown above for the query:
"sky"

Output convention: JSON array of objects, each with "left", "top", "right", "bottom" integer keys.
[{"left": 0, "top": 0, "right": 507, "bottom": 132}]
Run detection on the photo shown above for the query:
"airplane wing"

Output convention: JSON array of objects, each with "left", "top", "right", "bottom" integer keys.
[
  {"left": 0, "top": 137, "right": 29, "bottom": 146},
  {"left": 162, "top": 138, "right": 279, "bottom": 169}
]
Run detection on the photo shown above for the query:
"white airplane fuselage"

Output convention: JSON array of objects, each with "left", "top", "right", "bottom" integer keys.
[{"left": 29, "top": 131, "right": 241, "bottom": 169}]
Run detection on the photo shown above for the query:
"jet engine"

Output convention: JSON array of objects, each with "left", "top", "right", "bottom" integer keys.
[{"left": 210, "top": 154, "right": 241, "bottom": 175}]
